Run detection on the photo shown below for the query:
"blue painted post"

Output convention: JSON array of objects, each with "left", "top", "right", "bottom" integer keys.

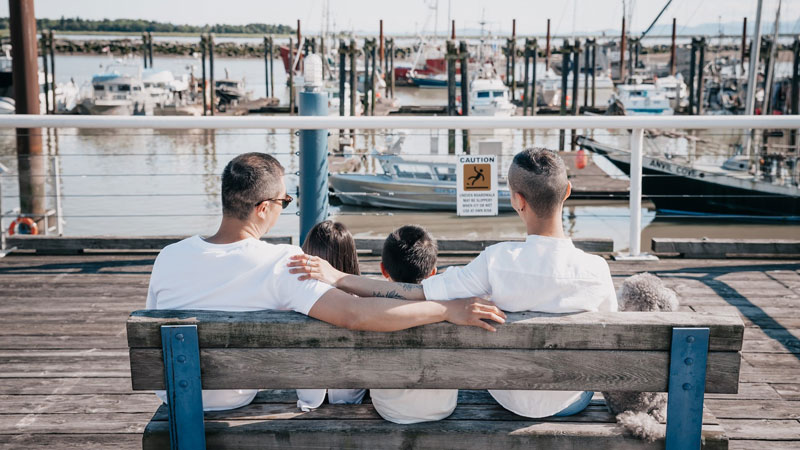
[
  {"left": 161, "top": 325, "right": 206, "bottom": 450},
  {"left": 665, "top": 327, "right": 710, "bottom": 450},
  {"left": 298, "top": 55, "right": 329, "bottom": 245}
]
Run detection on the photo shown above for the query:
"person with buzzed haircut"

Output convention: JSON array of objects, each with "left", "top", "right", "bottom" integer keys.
[
  {"left": 371, "top": 225, "right": 459, "bottom": 424},
  {"left": 146, "top": 153, "right": 505, "bottom": 412},
  {"left": 289, "top": 148, "right": 617, "bottom": 419}
]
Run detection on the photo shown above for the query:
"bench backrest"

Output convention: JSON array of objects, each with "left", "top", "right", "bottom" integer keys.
[{"left": 127, "top": 310, "right": 743, "bottom": 393}]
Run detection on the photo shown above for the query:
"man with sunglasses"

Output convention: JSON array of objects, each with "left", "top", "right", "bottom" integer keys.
[{"left": 145, "top": 152, "right": 505, "bottom": 412}]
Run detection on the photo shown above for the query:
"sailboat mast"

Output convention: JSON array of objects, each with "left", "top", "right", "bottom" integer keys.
[{"left": 743, "top": 0, "right": 763, "bottom": 158}]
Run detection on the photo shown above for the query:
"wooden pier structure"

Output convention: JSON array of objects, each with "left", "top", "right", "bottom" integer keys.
[{"left": 0, "top": 243, "right": 798, "bottom": 448}]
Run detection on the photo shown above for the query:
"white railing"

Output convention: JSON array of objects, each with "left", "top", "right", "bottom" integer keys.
[{"left": 0, "top": 115, "right": 798, "bottom": 259}]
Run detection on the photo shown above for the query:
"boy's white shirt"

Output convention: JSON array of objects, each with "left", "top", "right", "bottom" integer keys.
[
  {"left": 417, "top": 234, "right": 618, "bottom": 418},
  {"left": 146, "top": 235, "right": 348, "bottom": 411}
]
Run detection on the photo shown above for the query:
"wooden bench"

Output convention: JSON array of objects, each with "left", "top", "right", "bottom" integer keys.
[
  {"left": 651, "top": 238, "right": 800, "bottom": 258},
  {"left": 127, "top": 310, "right": 744, "bottom": 449},
  {"left": 6, "top": 235, "right": 292, "bottom": 254}
]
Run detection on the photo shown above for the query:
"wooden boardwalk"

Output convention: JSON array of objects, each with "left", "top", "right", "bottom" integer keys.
[{"left": 0, "top": 253, "right": 798, "bottom": 449}]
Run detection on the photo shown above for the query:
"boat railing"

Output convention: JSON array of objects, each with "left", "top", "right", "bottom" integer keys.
[{"left": 0, "top": 115, "right": 797, "bottom": 259}]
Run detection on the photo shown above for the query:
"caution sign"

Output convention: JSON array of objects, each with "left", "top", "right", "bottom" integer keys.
[{"left": 457, "top": 155, "right": 498, "bottom": 216}]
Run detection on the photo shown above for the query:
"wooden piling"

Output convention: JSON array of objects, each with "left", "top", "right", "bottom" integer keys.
[
  {"left": 142, "top": 32, "right": 148, "bottom": 68},
  {"left": 338, "top": 40, "right": 346, "bottom": 117},
  {"left": 530, "top": 39, "right": 537, "bottom": 115},
  {"left": 39, "top": 32, "right": 49, "bottom": 115},
  {"left": 571, "top": 40, "right": 580, "bottom": 151},
  {"left": 388, "top": 38, "right": 395, "bottom": 98},
  {"left": 689, "top": 38, "right": 697, "bottom": 115},
  {"left": 384, "top": 36, "right": 390, "bottom": 97},
  {"left": 670, "top": 18, "right": 677, "bottom": 76},
  {"left": 9, "top": 0, "right": 45, "bottom": 222},
  {"left": 559, "top": 41, "right": 569, "bottom": 151},
  {"left": 545, "top": 19, "right": 551, "bottom": 71},
  {"left": 269, "top": 37, "right": 275, "bottom": 99},
  {"left": 446, "top": 40, "right": 457, "bottom": 154},
  {"left": 297, "top": 20, "right": 301, "bottom": 48},
  {"left": 264, "top": 35, "right": 269, "bottom": 98},
  {"left": 590, "top": 40, "right": 596, "bottom": 107},
  {"left": 379, "top": 20, "right": 384, "bottom": 66},
  {"left": 200, "top": 35, "right": 207, "bottom": 116},
  {"left": 349, "top": 39, "right": 357, "bottom": 118},
  {"left": 510, "top": 20, "right": 516, "bottom": 100},
  {"left": 288, "top": 37, "right": 294, "bottom": 115},
  {"left": 619, "top": 17, "right": 626, "bottom": 83},
  {"left": 741, "top": 17, "right": 748, "bottom": 71},
  {"left": 148, "top": 31, "right": 154, "bottom": 68},
  {"left": 209, "top": 33, "right": 215, "bottom": 115},
  {"left": 696, "top": 37, "right": 706, "bottom": 116},
  {"left": 523, "top": 40, "right": 530, "bottom": 116},
  {"left": 791, "top": 37, "right": 799, "bottom": 149},
  {"left": 459, "top": 40, "right": 469, "bottom": 154},
  {"left": 583, "top": 39, "right": 589, "bottom": 108},
  {"left": 370, "top": 40, "right": 376, "bottom": 116},
  {"left": 451, "top": 20, "right": 455, "bottom": 40}
]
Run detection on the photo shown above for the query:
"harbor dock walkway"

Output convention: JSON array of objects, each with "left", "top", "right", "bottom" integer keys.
[{"left": 0, "top": 253, "right": 798, "bottom": 449}]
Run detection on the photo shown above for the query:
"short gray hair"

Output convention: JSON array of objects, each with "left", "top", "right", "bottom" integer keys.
[{"left": 221, "top": 153, "right": 285, "bottom": 220}]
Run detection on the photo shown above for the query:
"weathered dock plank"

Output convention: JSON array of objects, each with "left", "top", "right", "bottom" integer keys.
[{"left": 0, "top": 253, "right": 797, "bottom": 448}]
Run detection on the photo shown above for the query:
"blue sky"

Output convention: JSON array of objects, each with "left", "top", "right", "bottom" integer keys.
[{"left": 2, "top": 0, "right": 797, "bottom": 36}]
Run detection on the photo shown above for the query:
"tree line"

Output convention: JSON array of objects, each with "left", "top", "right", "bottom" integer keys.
[{"left": 0, "top": 17, "right": 294, "bottom": 35}]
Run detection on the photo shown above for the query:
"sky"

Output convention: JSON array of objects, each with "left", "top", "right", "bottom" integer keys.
[{"left": 1, "top": 0, "right": 797, "bottom": 36}]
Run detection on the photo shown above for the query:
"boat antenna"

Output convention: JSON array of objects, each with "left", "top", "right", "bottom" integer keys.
[
  {"left": 743, "top": 0, "right": 764, "bottom": 158},
  {"left": 640, "top": 0, "right": 673, "bottom": 39}
]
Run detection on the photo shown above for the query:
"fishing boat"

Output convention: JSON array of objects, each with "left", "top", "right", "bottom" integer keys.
[
  {"left": 654, "top": 75, "right": 688, "bottom": 109},
  {"left": 407, "top": 71, "right": 461, "bottom": 89},
  {"left": 329, "top": 154, "right": 514, "bottom": 211},
  {"left": 611, "top": 84, "right": 673, "bottom": 115},
  {"left": 468, "top": 68, "right": 515, "bottom": 117},
  {"left": 214, "top": 78, "right": 247, "bottom": 106},
  {"left": 577, "top": 135, "right": 800, "bottom": 218}
]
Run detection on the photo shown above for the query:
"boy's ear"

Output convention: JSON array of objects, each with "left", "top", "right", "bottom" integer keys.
[
  {"left": 429, "top": 266, "right": 437, "bottom": 277},
  {"left": 380, "top": 262, "right": 391, "bottom": 280},
  {"left": 563, "top": 181, "right": 572, "bottom": 202}
]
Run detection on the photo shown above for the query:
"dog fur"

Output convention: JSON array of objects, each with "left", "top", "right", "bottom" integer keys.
[{"left": 602, "top": 272, "right": 679, "bottom": 441}]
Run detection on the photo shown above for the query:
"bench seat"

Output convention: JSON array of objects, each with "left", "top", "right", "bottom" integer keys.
[{"left": 142, "top": 390, "right": 728, "bottom": 449}]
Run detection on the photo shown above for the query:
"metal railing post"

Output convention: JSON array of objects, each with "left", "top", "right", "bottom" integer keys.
[
  {"left": 629, "top": 128, "right": 644, "bottom": 257},
  {"left": 298, "top": 63, "right": 329, "bottom": 246}
]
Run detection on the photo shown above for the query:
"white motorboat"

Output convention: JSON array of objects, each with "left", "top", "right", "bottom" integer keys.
[
  {"left": 536, "top": 68, "right": 562, "bottom": 106},
  {"left": 655, "top": 75, "right": 689, "bottom": 109},
  {"left": 80, "top": 64, "right": 152, "bottom": 115},
  {"left": 535, "top": 68, "right": 615, "bottom": 109},
  {"left": 469, "top": 68, "right": 516, "bottom": 117},
  {"left": 611, "top": 84, "right": 674, "bottom": 115}
]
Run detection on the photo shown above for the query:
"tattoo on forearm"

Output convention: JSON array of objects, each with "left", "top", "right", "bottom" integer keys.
[
  {"left": 399, "top": 283, "right": 424, "bottom": 293},
  {"left": 374, "top": 290, "right": 407, "bottom": 299}
]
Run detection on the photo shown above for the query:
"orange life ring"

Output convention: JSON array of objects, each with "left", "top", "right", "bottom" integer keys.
[
  {"left": 8, "top": 217, "right": 38, "bottom": 236},
  {"left": 575, "top": 149, "right": 588, "bottom": 170}
]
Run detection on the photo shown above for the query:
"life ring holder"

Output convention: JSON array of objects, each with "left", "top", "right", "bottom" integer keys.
[{"left": 8, "top": 216, "right": 38, "bottom": 236}]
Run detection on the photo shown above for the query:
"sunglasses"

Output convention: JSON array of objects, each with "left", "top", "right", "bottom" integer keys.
[{"left": 256, "top": 195, "right": 294, "bottom": 209}]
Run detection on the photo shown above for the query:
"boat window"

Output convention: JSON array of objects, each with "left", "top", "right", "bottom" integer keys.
[
  {"left": 118, "top": 85, "right": 131, "bottom": 92},
  {"left": 434, "top": 166, "right": 456, "bottom": 181},
  {"left": 493, "top": 91, "right": 504, "bottom": 97},
  {"left": 476, "top": 91, "right": 490, "bottom": 98},
  {"left": 94, "top": 85, "right": 104, "bottom": 91},
  {"left": 394, "top": 164, "right": 433, "bottom": 180}
]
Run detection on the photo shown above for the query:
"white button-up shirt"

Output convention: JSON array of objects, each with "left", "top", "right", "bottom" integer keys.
[{"left": 422, "top": 234, "right": 618, "bottom": 418}]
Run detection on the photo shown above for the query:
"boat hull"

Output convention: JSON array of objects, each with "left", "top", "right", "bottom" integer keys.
[
  {"left": 578, "top": 137, "right": 800, "bottom": 218},
  {"left": 329, "top": 173, "right": 513, "bottom": 212}
]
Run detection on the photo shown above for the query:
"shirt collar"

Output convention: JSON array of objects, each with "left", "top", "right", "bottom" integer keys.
[{"left": 525, "top": 234, "right": 575, "bottom": 247}]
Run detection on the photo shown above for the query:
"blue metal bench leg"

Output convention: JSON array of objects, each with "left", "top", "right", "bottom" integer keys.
[
  {"left": 665, "top": 327, "right": 710, "bottom": 450},
  {"left": 161, "top": 325, "right": 206, "bottom": 450}
]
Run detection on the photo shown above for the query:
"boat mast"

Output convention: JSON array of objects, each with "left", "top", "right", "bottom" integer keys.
[
  {"left": 743, "top": 0, "right": 763, "bottom": 158},
  {"left": 761, "top": 0, "right": 781, "bottom": 116}
]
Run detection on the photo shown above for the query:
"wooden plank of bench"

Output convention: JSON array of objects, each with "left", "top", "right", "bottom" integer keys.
[
  {"left": 142, "top": 419, "right": 729, "bottom": 450},
  {"left": 355, "top": 238, "right": 614, "bottom": 254},
  {"left": 127, "top": 310, "right": 745, "bottom": 351},
  {"left": 129, "top": 347, "right": 741, "bottom": 393},
  {"left": 651, "top": 238, "right": 800, "bottom": 258},
  {"left": 5, "top": 236, "right": 292, "bottom": 254}
]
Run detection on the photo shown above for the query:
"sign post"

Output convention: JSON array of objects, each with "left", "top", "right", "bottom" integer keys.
[{"left": 457, "top": 155, "right": 498, "bottom": 216}]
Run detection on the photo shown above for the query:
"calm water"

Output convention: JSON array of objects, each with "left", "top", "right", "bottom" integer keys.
[{"left": 1, "top": 54, "right": 797, "bottom": 250}]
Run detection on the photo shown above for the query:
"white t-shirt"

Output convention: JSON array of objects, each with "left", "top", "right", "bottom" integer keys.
[
  {"left": 421, "top": 234, "right": 618, "bottom": 418},
  {"left": 146, "top": 235, "right": 335, "bottom": 411}
]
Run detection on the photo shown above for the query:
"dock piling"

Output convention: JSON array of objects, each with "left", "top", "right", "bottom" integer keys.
[
  {"left": 620, "top": 17, "right": 626, "bottom": 83},
  {"left": 209, "top": 33, "right": 215, "bottom": 115},
  {"left": 589, "top": 39, "right": 596, "bottom": 107},
  {"left": 200, "top": 35, "right": 207, "bottom": 116},
  {"left": 689, "top": 38, "right": 697, "bottom": 115},
  {"left": 670, "top": 18, "right": 677, "bottom": 76},
  {"left": 583, "top": 39, "right": 589, "bottom": 109},
  {"left": 459, "top": 40, "right": 469, "bottom": 154},
  {"left": 264, "top": 36, "right": 270, "bottom": 98},
  {"left": 545, "top": 19, "right": 551, "bottom": 71},
  {"left": 446, "top": 40, "right": 457, "bottom": 154},
  {"left": 370, "top": 40, "right": 376, "bottom": 116},
  {"left": 289, "top": 38, "right": 295, "bottom": 115},
  {"left": 559, "top": 41, "right": 570, "bottom": 151},
  {"left": 791, "top": 36, "right": 799, "bottom": 150},
  {"left": 571, "top": 40, "right": 581, "bottom": 150},
  {"left": 9, "top": 0, "right": 45, "bottom": 225},
  {"left": 142, "top": 32, "right": 148, "bottom": 68},
  {"left": 741, "top": 17, "right": 748, "bottom": 71},
  {"left": 696, "top": 37, "right": 706, "bottom": 116},
  {"left": 511, "top": 19, "right": 516, "bottom": 100},
  {"left": 523, "top": 39, "right": 530, "bottom": 116},
  {"left": 39, "top": 31, "right": 49, "bottom": 115},
  {"left": 349, "top": 39, "right": 356, "bottom": 119},
  {"left": 148, "top": 31, "right": 154, "bottom": 68}
]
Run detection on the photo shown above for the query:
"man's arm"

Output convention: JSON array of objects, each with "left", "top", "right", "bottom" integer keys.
[
  {"left": 307, "top": 288, "right": 505, "bottom": 332},
  {"left": 288, "top": 254, "right": 427, "bottom": 300}
]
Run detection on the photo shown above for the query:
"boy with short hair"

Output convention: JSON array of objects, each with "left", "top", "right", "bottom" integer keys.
[
  {"left": 371, "top": 225, "right": 458, "bottom": 424},
  {"left": 290, "top": 148, "right": 617, "bottom": 419}
]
